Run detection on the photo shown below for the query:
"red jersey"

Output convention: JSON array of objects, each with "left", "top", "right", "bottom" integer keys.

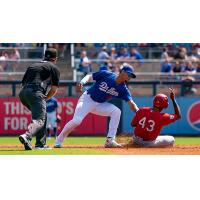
[{"left": 131, "top": 107, "right": 178, "bottom": 141}]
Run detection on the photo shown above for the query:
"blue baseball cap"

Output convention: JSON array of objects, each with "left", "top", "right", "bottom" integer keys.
[{"left": 121, "top": 63, "right": 136, "bottom": 78}]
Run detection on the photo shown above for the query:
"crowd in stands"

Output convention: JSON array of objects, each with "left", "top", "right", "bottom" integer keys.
[
  {"left": 77, "top": 45, "right": 144, "bottom": 76},
  {"left": 0, "top": 43, "right": 69, "bottom": 59},
  {"left": 76, "top": 44, "right": 200, "bottom": 95},
  {"left": 75, "top": 43, "right": 200, "bottom": 59},
  {"left": 160, "top": 46, "right": 200, "bottom": 95},
  {"left": 0, "top": 43, "right": 70, "bottom": 72},
  {"left": 0, "top": 48, "right": 20, "bottom": 72}
]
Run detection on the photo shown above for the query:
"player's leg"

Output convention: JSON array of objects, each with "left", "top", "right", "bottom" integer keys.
[
  {"left": 19, "top": 89, "right": 47, "bottom": 150},
  {"left": 18, "top": 89, "right": 33, "bottom": 150},
  {"left": 91, "top": 102, "right": 122, "bottom": 147},
  {"left": 34, "top": 100, "right": 48, "bottom": 148},
  {"left": 51, "top": 111, "right": 58, "bottom": 138},
  {"left": 46, "top": 112, "right": 51, "bottom": 139},
  {"left": 53, "top": 127, "right": 57, "bottom": 138},
  {"left": 55, "top": 92, "right": 99, "bottom": 147},
  {"left": 47, "top": 128, "right": 51, "bottom": 139},
  {"left": 149, "top": 136, "right": 175, "bottom": 147},
  {"left": 133, "top": 135, "right": 175, "bottom": 147}
]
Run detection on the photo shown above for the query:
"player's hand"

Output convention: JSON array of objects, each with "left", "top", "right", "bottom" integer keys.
[
  {"left": 56, "top": 114, "right": 61, "bottom": 123},
  {"left": 169, "top": 88, "right": 175, "bottom": 100},
  {"left": 76, "top": 82, "right": 83, "bottom": 93}
]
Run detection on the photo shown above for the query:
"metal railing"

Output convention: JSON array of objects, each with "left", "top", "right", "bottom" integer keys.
[{"left": 0, "top": 80, "right": 199, "bottom": 97}]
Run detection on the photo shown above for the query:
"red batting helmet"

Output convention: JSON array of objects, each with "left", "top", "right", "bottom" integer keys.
[{"left": 153, "top": 94, "right": 169, "bottom": 109}]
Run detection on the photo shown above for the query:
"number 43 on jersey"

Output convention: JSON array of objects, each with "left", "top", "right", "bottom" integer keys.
[{"left": 138, "top": 117, "right": 155, "bottom": 132}]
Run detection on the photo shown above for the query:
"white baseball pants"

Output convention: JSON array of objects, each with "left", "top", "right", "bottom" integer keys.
[
  {"left": 57, "top": 92, "right": 121, "bottom": 143},
  {"left": 133, "top": 135, "right": 175, "bottom": 147},
  {"left": 46, "top": 111, "right": 57, "bottom": 129}
]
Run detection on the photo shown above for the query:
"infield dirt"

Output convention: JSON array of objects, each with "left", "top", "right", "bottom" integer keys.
[{"left": 0, "top": 144, "right": 200, "bottom": 155}]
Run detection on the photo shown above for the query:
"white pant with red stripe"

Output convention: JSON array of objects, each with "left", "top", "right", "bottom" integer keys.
[
  {"left": 57, "top": 91, "right": 121, "bottom": 143},
  {"left": 133, "top": 134, "right": 175, "bottom": 147}
]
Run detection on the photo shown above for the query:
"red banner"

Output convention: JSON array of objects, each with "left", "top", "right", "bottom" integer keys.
[{"left": 0, "top": 97, "right": 107, "bottom": 136}]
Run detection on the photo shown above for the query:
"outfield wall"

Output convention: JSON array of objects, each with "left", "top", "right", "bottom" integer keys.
[
  {"left": 0, "top": 97, "right": 200, "bottom": 136},
  {"left": 0, "top": 98, "right": 107, "bottom": 136},
  {"left": 122, "top": 97, "right": 200, "bottom": 135}
]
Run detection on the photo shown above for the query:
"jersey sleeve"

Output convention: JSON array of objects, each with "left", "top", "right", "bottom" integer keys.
[
  {"left": 120, "top": 86, "right": 132, "bottom": 102},
  {"left": 162, "top": 113, "right": 178, "bottom": 126},
  {"left": 131, "top": 111, "right": 140, "bottom": 126},
  {"left": 51, "top": 66, "right": 60, "bottom": 86}
]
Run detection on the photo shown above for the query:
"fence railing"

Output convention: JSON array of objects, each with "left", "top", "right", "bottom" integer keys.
[{"left": 0, "top": 80, "right": 199, "bottom": 97}]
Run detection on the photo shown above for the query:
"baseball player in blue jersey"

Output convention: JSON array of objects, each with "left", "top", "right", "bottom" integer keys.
[
  {"left": 46, "top": 97, "right": 59, "bottom": 139},
  {"left": 54, "top": 63, "right": 139, "bottom": 148}
]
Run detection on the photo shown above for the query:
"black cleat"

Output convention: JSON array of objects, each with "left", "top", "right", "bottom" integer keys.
[{"left": 19, "top": 134, "right": 32, "bottom": 150}]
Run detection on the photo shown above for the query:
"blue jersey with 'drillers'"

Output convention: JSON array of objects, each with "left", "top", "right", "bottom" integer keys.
[{"left": 87, "top": 70, "right": 132, "bottom": 103}]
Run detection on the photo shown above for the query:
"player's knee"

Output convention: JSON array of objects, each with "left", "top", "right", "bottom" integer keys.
[
  {"left": 165, "top": 136, "right": 175, "bottom": 146},
  {"left": 169, "top": 136, "right": 175, "bottom": 145},
  {"left": 33, "top": 119, "right": 45, "bottom": 127},
  {"left": 72, "top": 116, "right": 83, "bottom": 126}
]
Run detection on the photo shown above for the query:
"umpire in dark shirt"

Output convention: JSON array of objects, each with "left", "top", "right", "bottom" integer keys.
[{"left": 19, "top": 48, "right": 60, "bottom": 150}]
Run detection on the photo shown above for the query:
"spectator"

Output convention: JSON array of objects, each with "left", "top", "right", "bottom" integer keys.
[
  {"left": 182, "top": 60, "right": 197, "bottom": 95},
  {"left": 109, "top": 47, "right": 118, "bottom": 61},
  {"left": 117, "top": 47, "right": 130, "bottom": 62},
  {"left": 99, "top": 61, "right": 118, "bottom": 73},
  {"left": 196, "top": 62, "right": 200, "bottom": 73},
  {"left": 190, "top": 48, "right": 200, "bottom": 61},
  {"left": 58, "top": 43, "right": 67, "bottom": 59},
  {"left": 9, "top": 48, "right": 21, "bottom": 71},
  {"left": 0, "top": 50, "right": 9, "bottom": 60},
  {"left": 78, "top": 50, "right": 92, "bottom": 76},
  {"left": 130, "top": 48, "right": 144, "bottom": 67},
  {"left": 174, "top": 46, "right": 188, "bottom": 60},
  {"left": 173, "top": 61, "right": 183, "bottom": 73},
  {"left": 161, "top": 47, "right": 170, "bottom": 61},
  {"left": 75, "top": 43, "right": 86, "bottom": 57},
  {"left": 172, "top": 61, "right": 183, "bottom": 80},
  {"left": 192, "top": 43, "right": 200, "bottom": 49},
  {"left": 183, "top": 60, "right": 196, "bottom": 74},
  {"left": 97, "top": 45, "right": 110, "bottom": 65},
  {"left": 194, "top": 62, "right": 200, "bottom": 80},
  {"left": 0, "top": 50, "right": 9, "bottom": 71},
  {"left": 161, "top": 58, "right": 172, "bottom": 73},
  {"left": 99, "top": 61, "right": 111, "bottom": 71}
]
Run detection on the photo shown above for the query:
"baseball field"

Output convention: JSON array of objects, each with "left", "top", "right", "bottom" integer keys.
[{"left": 0, "top": 136, "right": 200, "bottom": 155}]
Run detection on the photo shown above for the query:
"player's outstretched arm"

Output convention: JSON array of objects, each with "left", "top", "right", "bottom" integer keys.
[
  {"left": 128, "top": 100, "right": 139, "bottom": 112},
  {"left": 169, "top": 88, "right": 181, "bottom": 119},
  {"left": 76, "top": 74, "right": 93, "bottom": 93}
]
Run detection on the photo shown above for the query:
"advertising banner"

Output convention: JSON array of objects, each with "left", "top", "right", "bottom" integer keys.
[
  {"left": 0, "top": 97, "right": 107, "bottom": 136},
  {"left": 122, "top": 97, "right": 200, "bottom": 135}
]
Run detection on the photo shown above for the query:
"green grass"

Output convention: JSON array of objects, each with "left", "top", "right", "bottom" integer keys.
[
  {"left": 0, "top": 136, "right": 105, "bottom": 145},
  {"left": 0, "top": 136, "right": 200, "bottom": 155},
  {"left": 174, "top": 137, "right": 200, "bottom": 145},
  {"left": 0, "top": 136, "right": 110, "bottom": 155}
]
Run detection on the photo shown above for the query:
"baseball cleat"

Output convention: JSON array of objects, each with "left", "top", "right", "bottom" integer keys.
[
  {"left": 54, "top": 141, "right": 62, "bottom": 148},
  {"left": 105, "top": 138, "right": 122, "bottom": 148},
  {"left": 19, "top": 134, "right": 32, "bottom": 150},
  {"left": 35, "top": 145, "right": 52, "bottom": 150}
]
